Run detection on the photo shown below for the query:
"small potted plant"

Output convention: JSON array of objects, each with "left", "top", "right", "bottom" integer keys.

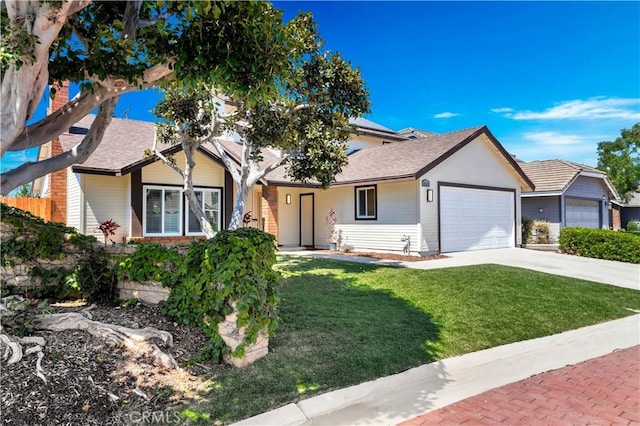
[
  {"left": 96, "top": 219, "right": 120, "bottom": 245},
  {"left": 325, "top": 208, "right": 338, "bottom": 251}
]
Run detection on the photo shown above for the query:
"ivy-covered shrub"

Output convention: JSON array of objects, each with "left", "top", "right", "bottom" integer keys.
[
  {"left": 163, "top": 227, "right": 280, "bottom": 361},
  {"left": 116, "top": 243, "right": 182, "bottom": 286},
  {"left": 0, "top": 203, "right": 116, "bottom": 302},
  {"left": 521, "top": 216, "right": 534, "bottom": 245},
  {"left": 558, "top": 227, "right": 640, "bottom": 263}
]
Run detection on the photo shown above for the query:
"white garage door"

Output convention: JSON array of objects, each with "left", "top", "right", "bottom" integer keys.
[
  {"left": 440, "top": 186, "right": 515, "bottom": 253},
  {"left": 565, "top": 198, "right": 600, "bottom": 228}
]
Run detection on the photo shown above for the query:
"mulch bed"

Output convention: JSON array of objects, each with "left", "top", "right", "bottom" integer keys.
[{"left": 1, "top": 302, "right": 215, "bottom": 425}]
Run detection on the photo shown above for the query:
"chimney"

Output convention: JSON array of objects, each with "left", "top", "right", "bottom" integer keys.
[{"left": 48, "top": 81, "right": 70, "bottom": 224}]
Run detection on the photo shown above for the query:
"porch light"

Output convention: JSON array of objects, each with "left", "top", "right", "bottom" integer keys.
[
  {"left": 286, "top": 194, "right": 292, "bottom": 205},
  {"left": 426, "top": 189, "right": 434, "bottom": 202}
]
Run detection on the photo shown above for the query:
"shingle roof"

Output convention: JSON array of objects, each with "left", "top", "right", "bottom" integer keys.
[
  {"left": 264, "top": 125, "right": 534, "bottom": 189},
  {"left": 57, "top": 116, "right": 532, "bottom": 190},
  {"left": 519, "top": 160, "right": 605, "bottom": 193}
]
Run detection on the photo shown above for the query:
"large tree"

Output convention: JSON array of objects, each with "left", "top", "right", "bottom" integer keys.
[
  {"left": 597, "top": 123, "right": 640, "bottom": 202},
  {"left": 0, "top": 0, "right": 305, "bottom": 195},
  {"left": 152, "top": 13, "right": 370, "bottom": 233}
]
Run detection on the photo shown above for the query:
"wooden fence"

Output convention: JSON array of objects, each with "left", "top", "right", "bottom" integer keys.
[{"left": 1, "top": 197, "right": 52, "bottom": 222}]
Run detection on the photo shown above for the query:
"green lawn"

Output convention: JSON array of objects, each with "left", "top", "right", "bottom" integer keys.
[{"left": 182, "top": 255, "right": 640, "bottom": 424}]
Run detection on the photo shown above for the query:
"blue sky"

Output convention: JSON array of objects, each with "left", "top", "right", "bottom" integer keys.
[{"left": 3, "top": 1, "right": 639, "bottom": 172}]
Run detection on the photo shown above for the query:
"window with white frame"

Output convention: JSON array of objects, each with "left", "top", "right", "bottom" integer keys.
[
  {"left": 355, "top": 185, "right": 377, "bottom": 220},
  {"left": 143, "top": 186, "right": 182, "bottom": 235},
  {"left": 186, "top": 189, "right": 221, "bottom": 235}
]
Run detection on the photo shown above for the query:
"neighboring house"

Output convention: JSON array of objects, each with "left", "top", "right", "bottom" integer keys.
[
  {"left": 34, "top": 113, "right": 533, "bottom": 254},
  {"left": 613, "top": 189, "right": 640, "bottom": 229},
  {"left": 519, "top": 160, "right": 619, "bottom": 242}
]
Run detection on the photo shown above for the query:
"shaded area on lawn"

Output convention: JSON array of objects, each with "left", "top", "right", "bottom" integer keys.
[
  {"left": 184, "top": 256, "right": 441, "bottom": 424},
  {"left": 182, "top": 256, "right": 640, "bottom": 424}
]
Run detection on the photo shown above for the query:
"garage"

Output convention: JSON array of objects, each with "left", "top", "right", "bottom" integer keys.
[
  {"left": 565, "top": 198, "right": 600, "bottom": 228},
  {"left": 440, "top": 185, "right": 515, "bottom": 253}
]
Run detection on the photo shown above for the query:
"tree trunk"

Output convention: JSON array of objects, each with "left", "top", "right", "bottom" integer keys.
[
  {"left": 228, "top": 181, "right": 249, "bottom": 231},
  {"left": 182, "top": 143, "right": 215, "bottom": 238}
]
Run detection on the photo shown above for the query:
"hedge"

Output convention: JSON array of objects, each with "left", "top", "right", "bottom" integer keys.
[{"left": 558, "top": 228, "right": 640, "bottom": 264}]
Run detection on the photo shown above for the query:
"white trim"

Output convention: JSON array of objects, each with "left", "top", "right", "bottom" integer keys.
[
  {"left": 356, "top": 186, "right": 376, "bottom": 219},
  {"left": 521, "top": 191, "right": 562, "bottom": 197},
  {"left": 185, "top": 188, "right": 222, "bottom": 236},
  {"left": 143, "top": 185, "right": 183, "bottom": 237}
]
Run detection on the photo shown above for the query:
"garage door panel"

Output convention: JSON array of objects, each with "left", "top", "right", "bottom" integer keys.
[
  {"left": 440, "top": 186, "right": 515, "bottom": 253},
  {"left": 565, "top": 198, "right": 600, "bottom": 228}
]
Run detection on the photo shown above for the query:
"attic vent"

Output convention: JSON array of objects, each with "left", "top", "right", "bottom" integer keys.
[{"left": 69, "top": 126, "right": 89, "bottom": 135}]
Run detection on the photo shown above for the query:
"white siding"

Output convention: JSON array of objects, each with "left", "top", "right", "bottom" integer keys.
[
  {"left": 277, "top": 187, "right": 305, "bottom": 246},
  {"left": 83, "top": 175, "right": 129, "bottom": 243},
  {"left": 346, "top": 134, "right": 392, "bottom": 154},
  {"left": 141, "top": 151, "right": 225, "bottom": 187},
  {"left": 418, "top": 134, "right": 523, "bottom": 254},
  {"left": 308, "top": 180, "right": 420, "bottom": 253},
  {"left": 66, "top": 173, "right": 82, "bottom": 231}
]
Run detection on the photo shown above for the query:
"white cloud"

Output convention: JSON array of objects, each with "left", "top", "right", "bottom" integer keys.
[
  {"left": 434, "top": 112, "right": 459, "bottom": 119},
  {"left": 506, "top": 131, "right": 599, "bottom": 166},
  {"left": 502, "top": 97, "right": 640, "bottom": 121},
  {"left": 491, "top": 107, "right": 513, "bottom": 113}
]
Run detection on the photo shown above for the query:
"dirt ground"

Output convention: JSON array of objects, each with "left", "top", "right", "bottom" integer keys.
[{"left": 1, "top": 302, "right": 214, "bottom": 425}]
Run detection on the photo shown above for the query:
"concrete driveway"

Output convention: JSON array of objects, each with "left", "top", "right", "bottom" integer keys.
[
  {"left": 280, "top": 248, "right": 640, "bottom": 290},
  {"left": 412, "top": 248, "right": 640, "bottom": 290}
]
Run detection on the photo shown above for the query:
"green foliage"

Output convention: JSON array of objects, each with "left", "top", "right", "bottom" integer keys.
[
  {"left": 0, "top": 298, "right": 50, "bottom": 337},
  {"left": 533, "top": 221, "right": 550, "bottom": 244},
  {"left": 1, "top": 204, "right": 74, "bottom": 264},
  {"left": 626, "top": 221, "right": 639, "bottom": 231},
  {"left": 1, "top": 203, "right": 117, "bottom": 303},
  {"left": 12, "top": 183, "right": 37, "bottom": 198},
  {"left": 597, "top": 123, "right": 640, "bottom": 202},
  {"left": 521, "top": 216, "right": 534, "bottom": 245},
  {"left": 162, "top": 228, "right": 280, "bottom": 360},
  {"left": 116, "top": 243, "right": 181, "bottom": 285},
  {"left": 559, "top": 228, "right": 640, "bottom": 263}
]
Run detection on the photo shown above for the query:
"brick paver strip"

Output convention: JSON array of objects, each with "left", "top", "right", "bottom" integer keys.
[{"left": 400, "top": 345, "right": 640, "bottom": 425}]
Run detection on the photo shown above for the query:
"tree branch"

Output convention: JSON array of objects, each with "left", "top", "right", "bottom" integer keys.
[
  {"left": 250, "top": 151, "right": 291, "bottom": 185},
  {"left": 151, "top": 131, "right": 185, "bottom": 180},
  {"left": 6, "top": 62, "right": 173, "bottom": 153},
  {"left": 209, "top": 137, "right": 241, "bottom": 185},
  {"left": 1, "top": 98, "right": 117, "bottom": 195}
]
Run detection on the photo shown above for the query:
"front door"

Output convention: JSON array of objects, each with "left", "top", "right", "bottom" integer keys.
[{"left": 300, "top": 194, "right": 314, "bottom": 247}]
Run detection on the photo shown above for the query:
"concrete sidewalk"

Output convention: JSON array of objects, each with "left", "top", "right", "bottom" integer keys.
[
  {"left": 233, "top": 314, "right": 640, "bottom": 426},
  {"left": 279, "top": 248, "right": 640, "bottom": 290}
]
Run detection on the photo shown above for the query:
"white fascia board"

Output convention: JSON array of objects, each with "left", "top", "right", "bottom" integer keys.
[{"left": 521, "top": 191, "right": 562, "bottom": 197}]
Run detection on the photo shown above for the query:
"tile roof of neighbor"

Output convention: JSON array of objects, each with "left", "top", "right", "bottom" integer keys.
[
  {"left": 518, "top": 160, "right": 605, "bottom": 193},
  {"left": 59, "top": 116, "right": 532, "bottom": 190}
]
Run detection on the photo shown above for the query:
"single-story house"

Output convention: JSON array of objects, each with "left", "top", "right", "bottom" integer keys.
[
  {"left": 519, "top": 160, "right": 619, "bottom": 242},
  {"left": 34, "top": 110, "right": 533, "bottom": 255},
  {"left": 611, "top": 188, "right": 640, "bottom": 229}
]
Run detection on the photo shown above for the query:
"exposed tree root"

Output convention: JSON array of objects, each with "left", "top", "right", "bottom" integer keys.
[
  {"left": 34, "top": 312, "right": 177, "bottom": 369},
  {"left": 1, "top": 297, "right": 179, "bottom": 387}
]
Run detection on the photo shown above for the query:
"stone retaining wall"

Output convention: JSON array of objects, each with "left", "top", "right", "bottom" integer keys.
[{"left": 118, "top": 280, "right": 169, "bottom": 304}]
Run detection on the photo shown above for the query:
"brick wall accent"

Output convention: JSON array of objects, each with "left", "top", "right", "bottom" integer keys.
[
  {"left": 48, "top": 81, "right": 69, "bottom": 114},
  {"left": 612, "top": 205, "right": 622, "bottom": 231},
  {"left": 261, "top": 186, "right": 278, "bottom": 243},
  {"left": 48, "top": 81, "right": 70, "bottom": 224},
  {"left": 126, "top": 236, "right": 206, "bottom": 246},
  {"left": 49, "top": 139, "right": 67, "bottom": 223}
]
